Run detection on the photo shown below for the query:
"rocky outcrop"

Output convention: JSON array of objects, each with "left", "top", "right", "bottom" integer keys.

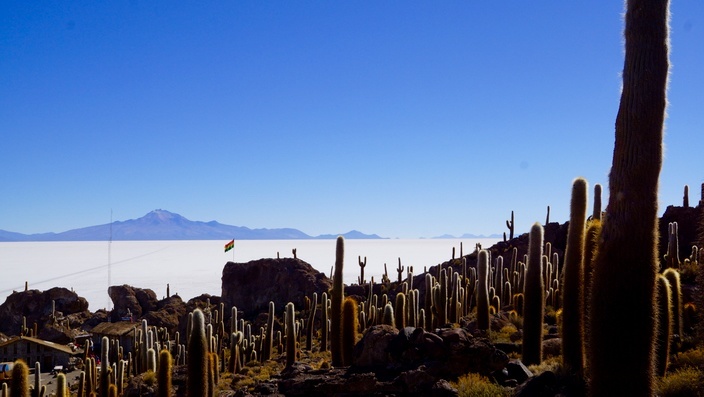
[
  {"left": 659, "top": 205, "right": 701, "bottom": 261},
  {"left": 353, "top": 325, "right": 509, "bottom": 378},
  {"left": 0, "top": 287, "right": 89, "bottom": 336},
  {"left": 108, "top": 285, "right": 158, "bottom": 322},
  {"left": 221, "top": 258, "right": 331, "bottom": 318},
  {"left": 143, "top": 295, "right": 187, "bottom": 336}
]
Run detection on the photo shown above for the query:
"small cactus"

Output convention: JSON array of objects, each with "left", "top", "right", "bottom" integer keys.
[
  {"left": 382, "top": 303, "right": 395, "bottom": 327},
  {"left": 358, "top": 256, "right": 366, "bottom": 285},
  {"left": 506, "top": 210, "right": 515, "bottom": 240},
  {"left": 394, "top": 292, "right": 406, "bottom": 330},
  {"left": 342, "top": 297, "right": 358, "bottom": 366},
  {"left": 10, "top": 360, "right": 29, "bottom": 397}
]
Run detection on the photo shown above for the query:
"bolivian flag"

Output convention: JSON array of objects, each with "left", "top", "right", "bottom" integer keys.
[{"left": 224, "top": 239, "right": 235, "bottom": 253}]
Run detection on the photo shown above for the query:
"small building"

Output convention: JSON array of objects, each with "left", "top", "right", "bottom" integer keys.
[
  {"left": 0, "top": 336, "right": 82, "bottom": 370},
  {"left": 90, "top": 321, "right": 139, "bottom": 356}
]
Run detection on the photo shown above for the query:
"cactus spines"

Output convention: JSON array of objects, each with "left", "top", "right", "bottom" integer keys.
[
  {"left": 187, "top": 309, "right": 209, "bottom": 397},
  {"left": 666, "top": 222, "right": 681, "bottom": 269},
  {"left": 32, "top": 363, "right": 40, "bottom": 397},
  {"left": 331, "top": 236, "right": 345, "bottom": 367},
  {"left": 506, "top": 210, "right": 515, "bottom": 240},
  {"left": 100, "top": 336, "right": 110, "bottom": 397},
  {"left": 306, "top": 293, "right": 317, "bottom": 351},
  {"left": 588, "top": 0, "right": 669, "bottom": 394},
  {"left": 147, "top": 348, "right": 157, "bottom": 372},
  {"left": 285, "top": 302, "right": 296, "bottom": 368},
  {"left": 56, "top": 373, "right": 67, "bottom": 397},
  {"left": 522, "top": 223, "right": 544, "bottom": 366},
  {"left": 382, "top": 303, "right": 395, "bottom": 327},
  {"left": 561, "top": 177, "right": 588, "bottom": 375},
  {"left": 394, "top": 292, "right": 406, "bottom": 330},
  {"left": 10, "top": 360, "right": 29, "bottom": 397},
  {"left": 477, "top": 250, "right": 490, "bottom": 331},
  {"left": 342, "top": 297, "right": 358, "bottom": 366},
  {"left": 321, "top": 292, "right": 329, "bottom": 352},
  {"left": 77, "top": 371, "right": 85, "bottom": 397},
  {"left": 592, "top": 183, "right": 602, "bottom": 221},
  {"left": 262, "top": 301, "right": 275, "bottom": 361},
  {"left": 85, "top": 357, "right": 94, "bottom": 396},
  {"left": 663, "top": 268, "right": 683, "bottom": 350},
  {"left": 655, "top": 274, "right": 673, "bottom": 377}
]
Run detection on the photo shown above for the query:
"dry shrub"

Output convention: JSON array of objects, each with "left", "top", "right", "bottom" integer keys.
[
  {"left": 453, "top": 372, "right": 510, "bottom": 397},
  {"left": 143, "top": 370, "right": 157, "bottom": 386},
  {"left": 491, "top": 325, "right": 518, "bottom": 344},
  {"left": 672, "top": 347, "right": 704, "bottom": 370},
  {"left": 658, "top": 367, "right": 704, "bottom": 397}
]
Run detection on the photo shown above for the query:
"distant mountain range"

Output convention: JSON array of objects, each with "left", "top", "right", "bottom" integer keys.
[
  {"left": 431, "top": 233, "right": 501, "bottom": 239},
  {"left": 0, "top": 210, "right": 385, "bottom": 242}
]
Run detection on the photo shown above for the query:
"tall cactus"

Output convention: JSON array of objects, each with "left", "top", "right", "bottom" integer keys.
[
  {"left": 592, "top": 184, "right": 602, "bottom": 221},
  {"left": 477, "top": 250, "right": 490, "bottom": 331},
  {"left": 10, "top": 360, "right": 29, "bottom": 397},
  {"left": 331, "top": 236, "right": 345, "bottom": 366},
  {"left": 342, "top": 297, "right": 358, "bottom": 366},
  {"left": 187, "top": 309, "right": 209, "bottom": 397},
  {"left": 522, "top": 223, "right": 544, "bottom": 366},
  {"left": 56, "top": 373, "right": 67, "bottom": 397},
  {"left": 100, "top": 336, "right": 110, "bottom": 397},
  {"left": 655, "top": 275, "right": 673, "bottom": 377},
  {"left": 561, "top": 178, "right": 588, "bottom": 374},
  {"left": 394, "top": 292, "right": 406, "bottom": 330},
  {"left": 506, "top": 210, "right": 515, "bottom": 240},
  {"left": 358, "top": 256, "right": 366, "bottom": 285},
  {"left": 663, "top": 268, "right": 683, "bottom": 351},
  {"left": 588, "top": 0, "right": 670, "bottom": 394},
  {"left": 306, "top": 293, "right": 317, "bottom": 351},
  {"left": 77, "top": 371, "right": 85, "bottom": 397},
  {"left": 32, "top": 363, "right": 40, "bottom": 397},
  {"left": 321, "top": 292, "right": 329, "bottom": 352},
  {"left": 262, "top": 301, "right": 275, "bottom": 361},
  {"left": 285, "top": 302, "right": 296, "bottom": 368}
]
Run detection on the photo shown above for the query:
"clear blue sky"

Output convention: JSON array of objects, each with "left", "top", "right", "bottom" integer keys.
[{"left": 1, "top": 2, "right": 702, "bottom": 239}]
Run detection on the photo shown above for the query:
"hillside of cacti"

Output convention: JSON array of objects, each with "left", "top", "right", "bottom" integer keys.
[{"left": 1, "top": 1, "right": 701, "bottom": 396}]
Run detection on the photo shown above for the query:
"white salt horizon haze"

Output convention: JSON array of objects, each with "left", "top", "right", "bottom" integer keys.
[{"left": 0, "top": 238, "right": 498, "bottom": 311}]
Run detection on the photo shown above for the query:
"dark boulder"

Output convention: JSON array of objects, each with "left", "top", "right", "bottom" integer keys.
[
  {"left": 0, "top": 287, "right": 89, "bottom": 336},
  {"left": 221, "top": 258, "right": 331, "bottom": 318},
  {"left": 108, "top": 285, "right": 158, "bottom": 322}
]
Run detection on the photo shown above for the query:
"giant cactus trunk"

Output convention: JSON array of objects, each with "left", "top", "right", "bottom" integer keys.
[
  {"left": 588, "top": 0, "right": 669, "bottom": 395},
  {"left": 561, "top": 178, "right": 587, "bottom": 375}
]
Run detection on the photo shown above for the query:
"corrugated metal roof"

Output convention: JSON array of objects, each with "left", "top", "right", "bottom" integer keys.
[
  {"left": 0, "top": 336, "right": 82, "bottom": 355},
  {"left": 90, "top": 321, "right": 139, "bottom": 336}
]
